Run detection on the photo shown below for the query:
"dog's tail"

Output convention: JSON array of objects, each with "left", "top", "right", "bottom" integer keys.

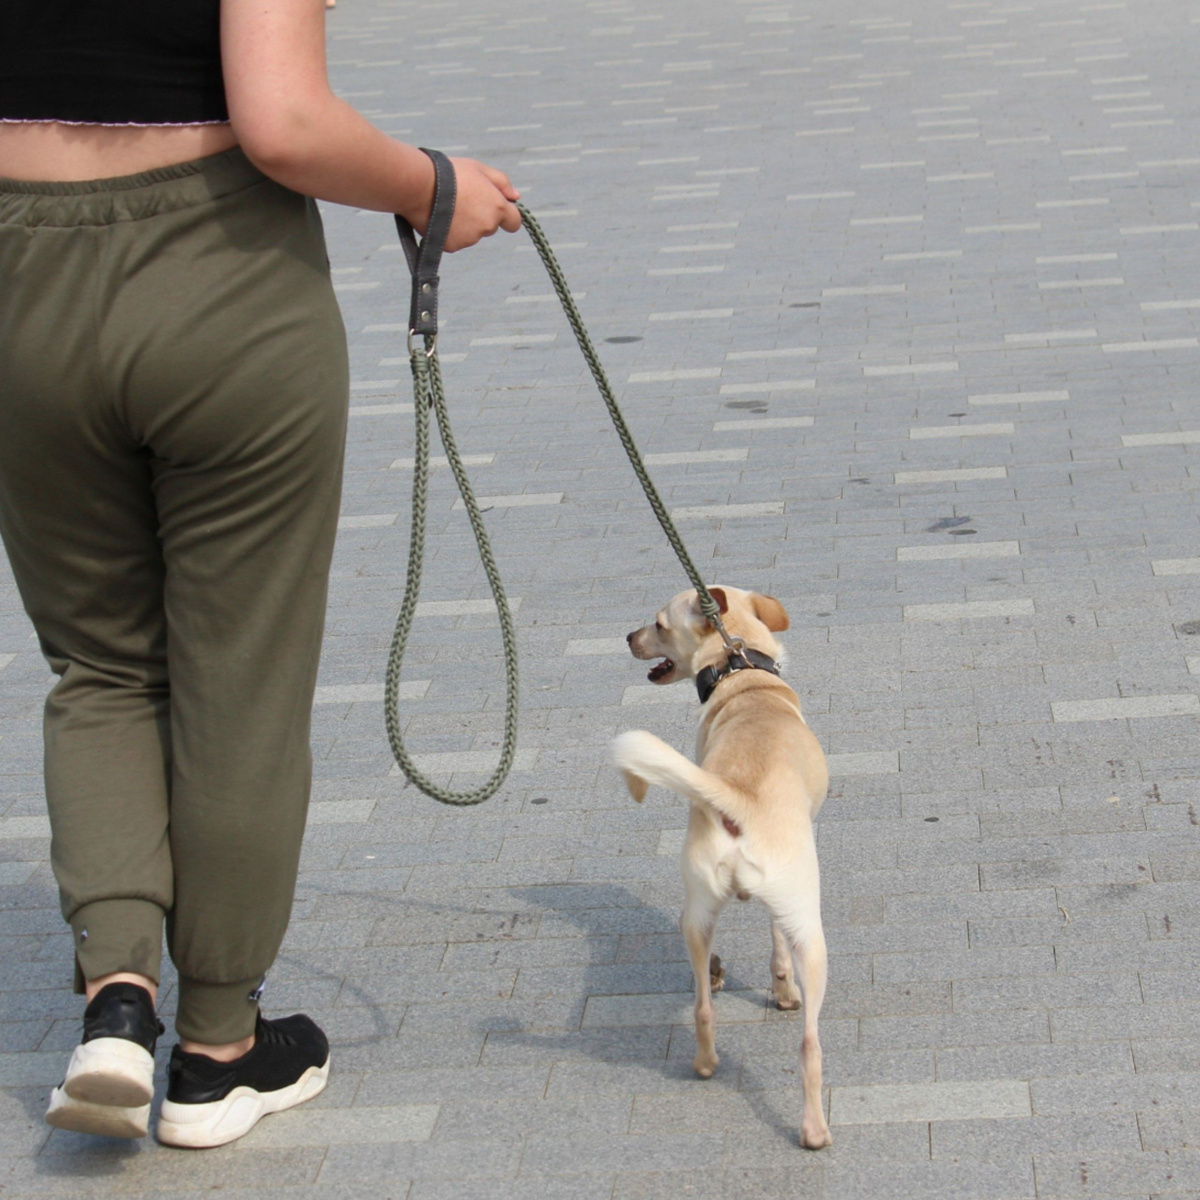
[{"left": 611, "top": 729, "right": 750, "bottom": 829}]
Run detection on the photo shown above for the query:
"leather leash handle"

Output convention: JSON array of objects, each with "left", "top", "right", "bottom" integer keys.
[{"left": 394, "top": 148, "right": 457, "bottom": 338}]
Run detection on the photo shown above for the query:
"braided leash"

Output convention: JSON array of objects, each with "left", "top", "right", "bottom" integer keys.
[{"left": 385, "top": 154, "right": 740, "bottom": 806}]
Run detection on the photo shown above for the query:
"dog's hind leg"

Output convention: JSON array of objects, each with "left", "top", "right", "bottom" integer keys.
[
  {"left": 770, "top": 921, "right": 801, "bottom": 1011},
  {"left": 791, "top": 924, "right": 832, "bottom": 1149},
  {"left": 681, "top": 893, "right": 723, "bottom": 1078}
]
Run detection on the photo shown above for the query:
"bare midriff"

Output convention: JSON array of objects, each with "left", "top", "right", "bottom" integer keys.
[{"left": 0, "top": 121, "right": 240, "bottom": 182}]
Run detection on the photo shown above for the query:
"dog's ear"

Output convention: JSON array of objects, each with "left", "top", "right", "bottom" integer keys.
[
  {"left": 752, "top": 592, "right": 789, "bottom": 632},
  {"left": 708, "top": 587, "right": 729, "bottom": 614},
  {"left": 620, "top": 769, "right": 649, "bottom": 803}
]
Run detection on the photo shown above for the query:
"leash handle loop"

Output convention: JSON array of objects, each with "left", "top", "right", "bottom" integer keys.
[{"left": 394, "top": 148, "right": 457, "bottom": 338}]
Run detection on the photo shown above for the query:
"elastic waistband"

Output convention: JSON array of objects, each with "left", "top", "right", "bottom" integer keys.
[{"left": 0, "top": 147, "right": 270, "bottom": 227}]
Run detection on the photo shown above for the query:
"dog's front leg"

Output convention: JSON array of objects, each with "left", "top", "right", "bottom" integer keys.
[{"left": 681, "top": 903, "right": 721, "bottom": 1078}]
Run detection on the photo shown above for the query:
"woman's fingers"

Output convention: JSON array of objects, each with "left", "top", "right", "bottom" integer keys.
[{"left": 444, "top": 158, "right": 523, "bottom": 251}]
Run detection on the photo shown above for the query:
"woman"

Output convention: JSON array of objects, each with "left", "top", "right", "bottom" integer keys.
[{"left": 0, "top": 0, "right": 520, "bottom": 1147}]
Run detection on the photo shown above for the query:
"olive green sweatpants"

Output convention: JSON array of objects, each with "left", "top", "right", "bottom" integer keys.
[{"left": 0, "top": 149, "right": 349, "bottom": 1042}]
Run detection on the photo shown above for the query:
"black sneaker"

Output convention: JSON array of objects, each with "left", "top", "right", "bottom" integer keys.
[
  {"left": 45, "top": 982, "right": 164, "bottom": 1139},
  {"left": 157, "top": 1013, "right": 329, "bottom": 1148}
]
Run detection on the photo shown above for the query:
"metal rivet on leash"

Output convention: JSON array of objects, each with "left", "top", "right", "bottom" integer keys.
[{"left": 385, "top": 149, "right": 744, "bottom": 806}]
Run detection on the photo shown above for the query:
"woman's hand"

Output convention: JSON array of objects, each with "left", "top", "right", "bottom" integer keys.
[{"left": 443, "top": 159, "right": 522, "bottom": 252}]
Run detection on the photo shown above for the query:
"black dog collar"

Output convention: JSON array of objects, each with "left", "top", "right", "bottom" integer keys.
[{"left": 695, "top": 649, "right": 781, "bottom": 704}]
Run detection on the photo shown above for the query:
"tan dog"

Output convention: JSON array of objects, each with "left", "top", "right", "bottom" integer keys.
[{"left": 611, "top": 586, "right": 832, "bottom": 1150}]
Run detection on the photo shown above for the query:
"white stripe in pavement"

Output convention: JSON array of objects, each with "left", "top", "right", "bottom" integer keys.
[
  {"left": 391, "top": 454, "right": 494, "bottom": 470},
  {"left": 670, "top": 502, "right": 785, "bottom": 520},
  {"left": 628, "top": 368, "right": 722, "bottom": 383},
  {"left": 390, "top": 748, "right": 539, "bottom": 776},
  {"left": 831, "top": 1080, "right": 1030, "bottom": 1125},
  {"left": 350, "top": 403, "right": 413, "bottom": 417},
  {"left": 827, "top": 751, "right": 899, "bottom": 777},
  {"left": 898, "top": 541, "right": 1020, "bottom": 561},
  {"left": 333, "top": 280, "right": 382, "bottom": 292},
  {"left": 910, "top": 423, "right": 1013, "bottom": 440},
  {"left": 969, "top": 391, "right": 1069, "bottom": 405},
  {"left": 713, "top": 417, "right": 813, "bottom": 431},
  {"left": 1052, "top": 695, "right": 1200, "bottom": 722},
  {"left": 307, "top": 801, "right": 377, "bottom": 826},
  {"left": 725, "top": 347, "right": 815, "bottom": 360},
  {"left": 643, "top": 449, "right": 748, "bottom": 465},
  {"left": 338, "top": 513, "right": 397, "bottom": 529},
  {"left": 860, "top": 160, "right": 925, "bottom": 170},
  {"left": 415, "top": 598, "right": 523, "bottom": 617},
  {"left": 469, "top": 334, "right": 557, "bottom": 346},
  {"left": 865, "top": 361, "right": 957, "bottom": 376},
  {"left": 378, "top": 353, "right": 465, "bottom": 366},
  {"left": 350, "top": 380, "right": 401, "bottom": 391},
  {"left": 1189, "top": 658, "right": 1200, "bottom": 676},
  {"left": 453, "top": 493, "right": 562, "bottom": 510},
  {"left": 1140, "top": 298, "right": 1200, "bottom": 310},
  {"left": 1036, "top": 198, "right": 1110, "bottom": 209},
  {"left": 927, "top": 172, "right": 994, "bottom": 182},
  {"left": 1119, "top": 224, "right": 1199, "bottom": 234},
  {"left": 0, "top": 654, "right": 14, "bottom": 671},
  {"left": 719, "top": 380, "right": 815, "bottom": 395},
  {"left": 649, "top": 309, "right": 734, "bottom": 321},
  {"left": 883, "top": 250, "right": 963, "bottom": 261},
  {"left": 894, "top": 467, "right": 1008, "bottom": 484},
  {"left": 1038, "top": 277, "right": 1124, "bottom": 290},
  {"left": 1036, "top": 253, "right": 1118, "bottom": 263},
  {"left": 314, "top": 682, "right": 429, "bottom": 705},
  {"left": 822, "top": 284, "right": 906, "bottom": 296},
  {"left": 1152, "top": 558, "right": 1200, "bottom": 576},
  {"left": 505, "top": 293, "right": 587, "bottom": 304},
  {"left": 0, "top": 816, "right": 51, "bottom": 839},
  {"left": 1104, "top": 339, "right": 1199, "bottom": 353},
  {"left": 1004, "top": 329, "right": 1096, "bottom": 343},
  {"left": 1138, "top": 158, "right": 1200, "bottom": 167},
  {"left": 622, "top": 684, "right": 694, "bottom": 705},
  {"left": 565, "top": 638, "right": 629, "bottom": 656},
  {"left": 1122, "top": 431, "right": 1200, "bottom": 446},
  {"left": 904, "top": 599, "right": 1034, "bottom": 621}
]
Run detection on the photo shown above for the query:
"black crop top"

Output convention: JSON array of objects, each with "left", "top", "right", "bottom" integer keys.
[{"left": 0, "top": 0, "right": 228, "bottom": 125}]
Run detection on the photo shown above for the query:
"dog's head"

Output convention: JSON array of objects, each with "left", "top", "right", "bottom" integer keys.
[{"left": 626, "top": 586, "right": 789, "bottom": 684}]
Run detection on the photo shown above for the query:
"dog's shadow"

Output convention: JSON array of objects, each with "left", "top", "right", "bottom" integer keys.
[{"left": 499, "top": 881, "right": 806, "bottom": 1149}]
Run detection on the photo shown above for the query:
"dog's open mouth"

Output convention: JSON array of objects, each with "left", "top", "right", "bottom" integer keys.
[{"left": 647, "top": 658, "right": 674, "bottom": 682}]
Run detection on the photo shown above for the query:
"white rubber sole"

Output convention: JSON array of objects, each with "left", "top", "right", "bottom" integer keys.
[
  {"left": 156, "top": 1057, "right": 329, "bottom": 1149},
  {"left": 61, "top": 1037, "right": 156, "bottom": 1108},
  {"left": 45, "top": 1087, "right": 150, "bottom": 1139}
]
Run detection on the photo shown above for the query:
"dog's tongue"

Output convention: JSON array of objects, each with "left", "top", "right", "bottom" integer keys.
[{"left": 648, "top": 658, "right": 674, "bottom": 682}]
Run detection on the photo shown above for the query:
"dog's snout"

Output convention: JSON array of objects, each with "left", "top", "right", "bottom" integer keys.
[{"left": 626, "top": 631, "right": 635, "bottom": 645}]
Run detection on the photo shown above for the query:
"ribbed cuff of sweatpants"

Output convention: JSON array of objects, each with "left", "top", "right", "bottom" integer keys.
[
  {"left": 70, "top": 898, "right": 165, "bottom": 989},
  {"left": 176, "top": 977, "right": 264, "bottom": 1045}
]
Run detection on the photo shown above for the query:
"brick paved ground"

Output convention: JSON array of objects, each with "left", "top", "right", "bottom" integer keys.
[{"left": 3, "top": 0, "right": 1200, "bottom": 1195}]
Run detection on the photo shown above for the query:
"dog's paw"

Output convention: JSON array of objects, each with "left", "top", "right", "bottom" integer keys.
[
  {"left": 774, "top": 989, "right": 802, "bottom": 1011},
  {"left": 709, "top": 953, "right": 725, "bottom": 992},
  {"left": 693, "top": 1051, "right": 719, "bottom": 1079},
  {"left": 801, "top": 1117, "right": 833, "bottom": 1150}
]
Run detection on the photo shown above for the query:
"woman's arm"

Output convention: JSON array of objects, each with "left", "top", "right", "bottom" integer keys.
[{"left": 221, "top": 0, "right": 520, "bottom": 250}]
